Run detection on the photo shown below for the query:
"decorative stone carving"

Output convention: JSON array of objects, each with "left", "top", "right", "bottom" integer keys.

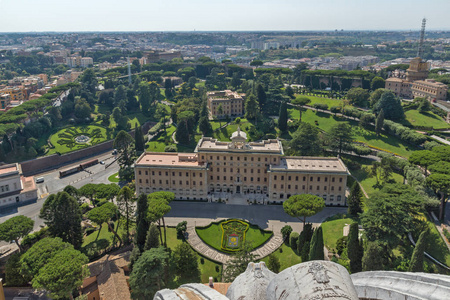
[
  {"left": 154, "top": 283, "right": 229, "bottom": 300},
  {"left": 226, "top": 262, "right": 275, "bottom": 300},
  {"left": 266, "top": 261, "right": 359, "bottom": 300}
]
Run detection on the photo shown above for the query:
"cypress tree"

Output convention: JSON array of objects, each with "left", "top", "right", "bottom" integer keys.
[
  {"left": 409, "top": 230, "right": 427, "bottom": 272},
  {"left": 144, "top": 224, "right": 160, "bottom": 250},
  {"left": 375, "top": 109, "right": 384, "bottom": 137},
  {"left": 289, "top": 232, "right": 299, "bottom": 249},
  {"left": 135, "top": 194, "right": 149, "bottom": 251},
  {"left": 309, "top": 227, "right": 324, "bottom": 261},
  {"left": 278, "top": 102, "right": 288, "bottom": 132},
  {"left": 348, "top": 182, "right": 363, "bottom": 216},
  {"left": 362, "top": 242, "right": 386, "bottom": 271},
  {"left": 134, "top": 124, "right": 145, "bottom": 153},
  {"left": 301, "top": 241, "right": 310, "bottom": 262},
  {"left": 347, "top": 222, "right": 363, "bottom": 273},
  {"left": 297, "top": 230, "right": 306, "bottom": 254}
]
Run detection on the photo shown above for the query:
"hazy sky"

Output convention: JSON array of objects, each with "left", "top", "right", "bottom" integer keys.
[{"left": 1, "top": 0, "right": 449, "bottom": 32}]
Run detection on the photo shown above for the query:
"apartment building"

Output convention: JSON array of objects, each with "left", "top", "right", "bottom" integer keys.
[
  {"left": 135, "top": 129, "right": 349, "bottom": 205},
  {"left": 411, "top": 79, "right": 448, "bottom": 101},
  {"left": 0, "top": 94, "right": 11, "bottom": 110},
  {"left": 0, "top": 163, "right": 38, "bottom": 208},
  {"left": 207, "top": 90, "right": 245, "bottom": 119}
]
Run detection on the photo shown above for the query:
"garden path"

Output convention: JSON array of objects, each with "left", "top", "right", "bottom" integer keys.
[{"left": 185, "top": 226, "right": 284, "bottom": 266}]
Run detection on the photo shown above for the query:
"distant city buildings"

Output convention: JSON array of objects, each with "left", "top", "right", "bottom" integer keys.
[
  {"left": 207, "top": 90, "right": 245, "bottom": 119},
  {"left": 65, "top": 56, "right": 93, "bottom": 68}
]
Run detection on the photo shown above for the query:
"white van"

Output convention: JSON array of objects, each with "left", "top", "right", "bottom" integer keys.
[{"left": 35, "top": 177, "right": 44, "bottom": 183}]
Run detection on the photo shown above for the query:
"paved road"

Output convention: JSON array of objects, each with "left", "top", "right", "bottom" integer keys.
[
  {"left": 165, "top": 202, "right": 347, "bottom": 233},
  {"left": 0, "top": 152, "right": 120, "bottom": 235}
]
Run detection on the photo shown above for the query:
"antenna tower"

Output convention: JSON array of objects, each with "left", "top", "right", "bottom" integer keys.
[
  {"left": 127, "top": 56, "right": 132, "bottom": 85},
  {"left": 417, "top": 18, "right": 426, "bottom": 58}
]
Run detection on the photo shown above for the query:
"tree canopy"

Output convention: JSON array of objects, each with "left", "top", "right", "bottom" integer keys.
[
  {"left": 283, "top": 194, "right": 325, "bottom": 226},
  {"left": 0, "top": 215, "right": 34, "bottom": 252}
]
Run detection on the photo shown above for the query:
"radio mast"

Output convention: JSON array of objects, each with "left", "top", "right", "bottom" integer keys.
[{"left": 417, "top": 18, "right": 426, "bottom": 58}]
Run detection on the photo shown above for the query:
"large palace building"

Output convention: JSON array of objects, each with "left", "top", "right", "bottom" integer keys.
[
  {"left": 207, "top": 90, "right": 245, "bottom": 119},
  {"left": 135, "top": 129, "right": 349, "bottom": 205}
]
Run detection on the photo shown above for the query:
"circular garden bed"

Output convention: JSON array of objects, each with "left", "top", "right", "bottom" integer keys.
[
  {"left": 49, "top": 125, "right": 108, "bottom": 154},
  {"left": 196, "top": 219, "right": 273, "bottom": 253}
]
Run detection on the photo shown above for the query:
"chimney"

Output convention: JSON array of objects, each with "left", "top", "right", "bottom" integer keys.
[{"left": 209, "top": 276, "right": 214, "bottom": 288}]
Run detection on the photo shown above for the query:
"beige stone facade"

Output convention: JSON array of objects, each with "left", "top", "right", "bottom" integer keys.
[
  {"left": 385, "top": 57, "right": 448, "bottom": 102},
  {"left": 207, "top": 90, "right": 245, "bottom": 119},
  {"left": 0, "top": 163, "right": 38, "bottom": 208},
  {"left": 135, "top": 129, "right": 349, "bottom": 205},
  {"left": 411, "top": 79, "right": 448, "bottom": 101}
]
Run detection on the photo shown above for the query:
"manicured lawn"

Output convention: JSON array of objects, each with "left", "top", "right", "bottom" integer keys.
[
  {"left": 288, "top": 109, "right": 417, "bottom": 157},
  {"left": 348, "top": 156, "right": 404, "bottom": 197},
  {"left": 146, "top": 125, "right": 176, "bottom": 152},
  {"left": 108, "top": 172, "right": 120, "bottom": 183},
  {"left": 260, "top": 243, "right": 302, "bottom": 272},
  {"left": 403, "top": 110, "right": 449, "bottom": 129},
  {"left": 294, "top": 95, "right": 350, "bottom": 109},
  {"left": 196, "top": 220, "right": 273, "bottom": 253},
  {"left": 321, "top": 214, "right": 358, "bottom": 252},
  {"left": 212, "top": 119, "right": 256, "bottom": 142},
  {"left": 166, "top": 227, "right": 222, "bottom": 283},
  {"left": 127, "top": 112, "right": 150, "bottom": 128},
  {"left": 48, "top": 125, "right": 108, "bottom": 155},
  {"left": 82, "top": 221, "right": 127, "bottom": 259}
]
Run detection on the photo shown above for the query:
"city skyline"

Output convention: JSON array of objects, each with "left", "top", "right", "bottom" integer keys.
[{"left": 1, "top": 0, "right": 450, "bottom": 32}]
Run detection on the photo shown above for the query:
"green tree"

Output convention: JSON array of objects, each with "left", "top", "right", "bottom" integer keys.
[
  {"left": 373, "top": 91, "right": 404, "bottom": 120},
  {"left": 280, "top": 225, "right": 293, "bottom": 244},
  {"left": 292, "top": 96, "right": 311, "bottom": 122},
  {"left": 369, "top": 88, "right": 387, "bottom": 108},
  {"left": 244, "top": 93, "right": 260, "bottom": 121},
  {"left": 426, "top": 173, "right": 450, "bottom": 220},
  {"left": 74, "top": 99, "right": 91, "bottom": 120},
  {"left": 222, "top": 242, "right": 258, "bottom": 282},
  {"left": 114, "top": 130, "right": 135, "bottom": 171},
  {"left": 362, "top": 241, "right": 387, "bottom": 271},
  {"left": 217, "top": 103, "right": 224, "bottom": 121},
  {"left": 78, "top": 183, "right": 97, "bottom": 206},
  {"left": 129, "top": 247, "right": 169, "bottom": 299},
  {"left": 371, "top": 76, "right": 385, "bottom": 91},
  {"left": 375, "top": 109, "right": 385, "bottom": 137},
  {"left": 173, "top": 242, "right": 201, "bottom": 281},
  {"left": 290, "top": 231, "right": 299, "bottom": 249},
  {"left": 283, "top": 194, "right": 325, "bottom": 227},
  {"left": 328, "top": 123, "right": 353, "bottom": 155},
  {"left": 256, "top": 84, "right": 267, "bottom": 111},
  {"left": 348, "top": 182, "right": 363, "bottom": 216},
  {"left": 144, "top": 224, "right": 160, "bottom": 250},
  {"left": 308, "top": 227, "right": 324, "bottom": 261},
  {"left": 0, "top": 215, "right": 34, "bottom": 252},
  {"left": 39, "top": 192, "right": 83, "bottom": 249},
  {"left": 87, "top": 202, "right": 122, "bottom": 245},
  {"left": 117, "top": 186, "right": 135, "bottom": 245},
  {"left": 267, "top": 254, "right": 281, "bottom": 273},
  {"left": 347, "top": 223, "right": 363, "bottom": 273},
  {"left": 359, "top": 114, "right": 372, "bottom": 131},
  {"left": 134, "top": 124, "right": 145, "bottom": 153},
  {"left": 20, "top": 237, "right": 73, "bottom": 278},
  {"left": 147, "top": 192, "right": 173, "bottom": 246},
  {"left": 250, "top": 60, "right": 263, "bottom": 67},
  {"left": 278, "top": 102, "right": 288, "bottom": 132},
  {"left": 176, "top": 117, "right": 190, "bottom": 144},
  {"left": 135, "top": 194, "right": 149, "bottom": 251},
  {"left": 346, "top": 88, "right": 369, "bottom": 106},
  {"left": 139, "top": 81, "right": 151, "bottom": 113},
  {"left": 289, "top": 122, "right": 321, "bottom": 156},
  {"left": 32, "top": 248, "right": 89, "bottom": 300},
  {"left": 63, "top": 185, "right": 80, "bottom": 204},
  {"left": 199, "top": 116, "right": 212, "bottom": 135},
  {"left": 5, "top": 253, "right": 31, "bottom": 286},
  {"left": 409, "top": 230, "right": 427, "bottom": 272},
  {"left": 301, "top": 241, "right": 310, "bottom": 262},
  {"left": 409, "top": 150, "right": 438, "bottom": 176}
]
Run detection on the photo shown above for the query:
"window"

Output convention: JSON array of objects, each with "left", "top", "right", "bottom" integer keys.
[
  {"left": 258, "top": 169, "right": 260, "bottom": 174},
  {"left": 265, "top": 158, "right": 268, "bottom": 162},
  {"left": 251, "top": 157, "right": 254, "bottom": 161},
  {"left": 159, "top": 180, "right": 162, "bottom": 184},
  {"left": 257, "top": 177, "right": 260, "bottom": 182},
  {"left": 193, "top": 181, "right": 196, "bottom": 186},
  {"left": 281, "top": 184, "right": 284, "bottom": 189},
  {"left": 317, "top": 177, "right": 320, "bottom": 182},
  {"left": 186, "top": 172, "right": 189, "bottom": 177},
  {"left": 309, "top": 185, "right": 312, "bottom": 190},
  {"left": 317, "top": 186, "right": 320, "bottom": 190},
  {"left": 303, "top": 185, "right": 306, "bottom": 190},
  {"left": 288, "top": 176, "right": 291, "bottom": 181},
  {"left": 224, "top": 176, "right": 227, "bottom": 180},
  {"left": 138, "top": 170, "right": 142, "bottom": 175},
  {"left": 324, "top": 186, "right": 327, "bottom": 191},
  {"left": 281, "top": 176, "right": 284, "bottom": 180},
  {"left": 274, "top": 175, "right": 277, "bottom": 180},
  {"left": 237, "top": 157, "right": 240, "bottom": 161},
  {"left": 172, "top": 180, "right": 175, "bottom": 184},
  {"left": 179, "top": 172, "right": 182, "bottom": 176},
  {"left": 264, "top": 178, "right": 267, "bottom": 182},
  {"left": 165, "top": 172, "right": 168, "bottom": 176},
  {"left": 217, "top": 156, "right": 219, "bottom": 160},
  {"left": 186, "top": 181, "right": 189, "bottom": 185},
  {"left": 339, "top": 178, "right": 343, "bottom": 183},
  {"left": 310, "top": 177, "right": 313, "bottom": 181},
  {"left": 217, "top": 176, "right": 220, "bottom": 180},
  {"left": 258, "top": 158, "right": 261, "bottom": 161},
  {"left": 337, "top": 195, "right": 342, "bottom": 202},
  {"left": 200, "top": 181, "right": 203, "bottom": 185},
  {"left": 251, "top": 177, "right": 254, "bottom": 182},
  {"left": 224, "top": 168, "right": 226, "bottom": 173},
  {"left": 244, "top": 169, "right": 247, "bottom": 173},
  {"left": 224, "top": 156, "right": 227, "bottom": 160},
  {"left": 193, "top": 173, "right": 196, "bottom": 177},
  {"left": 274, "top": 184, "right": 277, "bottom": 189},
  {"left": 210, "top": 156, "right": 212, "bottom": 160},
  {"left": 152, "top": 171, "right": 155, "bottom": 175},
  {"left": 244, "top": 157, "right": 247, "bottom": 161},
  {"left": 295, "top": 185, "right": 298, "bottom": 189},
  {"left": 202, "top": 156, "right": 204, "bottom": 160},
  {"left": 230, "top": 157, "right": 233, "bottom": 161},
  {"left": 210, "top": 176, "right": 213, "bottom": 180},
  {"left": 244, "top": 177, "right": 247, "bottom": 181},
  {"left": 172, "top": 172, "right": 175, "bottom": 176},
  {"left": 273, "top": 158, "right": 276, "bottom": 162},
  {"left": 139, "top": 179, "right": 142, "bottom": 183},
  {"left": 332, "top": 177, "right": 335, "bottom": 182},
  {"left": 331, "top": 186, "right": 334, "bottom": 191},
  {"left": 303, "top": 176, "right": 306, "bottom": 181},
  {"left": 152, "top": 179, "right": 155, "bottom": 184},
  {"left": 339, "top": 187, "right": 342, "bottom": 191},
  {"left": 211, "top": 167, "right": 213, "bottom": 172},
  {"left": 325, "top": 177, "right": 328, "bottom": 182},
  {"left": 251, "top": 169, "right": 253, "bottom": 174},
  {"left": 159, "top": 171, "right": 161, "bottom": 176}
]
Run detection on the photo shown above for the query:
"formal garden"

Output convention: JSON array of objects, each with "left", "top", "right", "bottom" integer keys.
[
  {"left": 196, "top": 219, "right": 273, "bottom": 253},
  {"left": 48, "top": 125, "right": 109, "bottom": 155}
]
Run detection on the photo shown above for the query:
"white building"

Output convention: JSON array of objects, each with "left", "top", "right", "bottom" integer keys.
[
  {"left": 80, "top": 57, "right": 94, "bottom": 68},
  {"left": 0, "top": 163, "right": 38, "bottom": 208}
]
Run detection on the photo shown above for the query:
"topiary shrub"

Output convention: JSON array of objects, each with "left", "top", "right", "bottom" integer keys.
[{"left": 289, "top": 231, "right": 299, "bottom": 249}]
